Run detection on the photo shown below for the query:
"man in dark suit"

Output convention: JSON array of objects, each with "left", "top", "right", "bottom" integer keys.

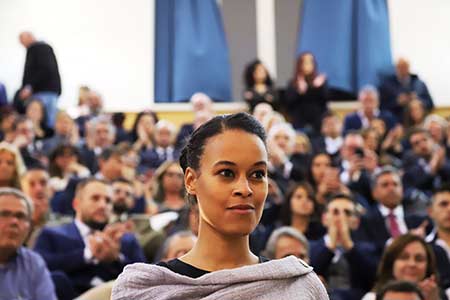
[
  {"left": 379, "top": 58, "right": 434, "bottom": 122},
  {"left": 359, "top": 166, "right": 426, "bottom": 254},
  {"left": 310, "top": 193, "right": 378, "bottom": 300},
  {"left": 139, "top": 119, "right": 180, "bottom": 174},
  {"left": 343, "top": 85, "right": 397, "bottom": 136},
  {"left": 34, "top": 178, "right": 145, "bottom": 297},
  {"left": 426, "top": 185, "right": 450, "bottom": 292},
  {"left": 403, "top": 128, "right": 450, "bottom": 195},
  {"left": 19, "top": 32, "right": 61, "bottom": 127},
  {"left": 311, "top": 111, "right": 343, "bottom": 164}
]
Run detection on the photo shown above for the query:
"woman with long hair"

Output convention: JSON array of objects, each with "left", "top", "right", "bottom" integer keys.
[
  {"left": 243, "top": 59, "right": 278, "bottom": 112},
  {"left": 283, "top": 52, "right": 329, "bottom": 135},
  {"left": 0, "top": 142, "right": 26, "bottom": 189}
]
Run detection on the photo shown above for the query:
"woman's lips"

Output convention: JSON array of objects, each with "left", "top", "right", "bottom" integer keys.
[{"left": 227, "top": 204, "right": 255, "bottom": 214}]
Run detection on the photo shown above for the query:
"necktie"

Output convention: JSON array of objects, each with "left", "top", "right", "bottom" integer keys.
[{"left": 387, "top": 212, "right": 401, "bottom": 238}]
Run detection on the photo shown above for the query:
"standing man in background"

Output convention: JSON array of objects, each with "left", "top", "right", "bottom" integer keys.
[{"left": 19, "top": 31, "right": 61, "bottom": 127}]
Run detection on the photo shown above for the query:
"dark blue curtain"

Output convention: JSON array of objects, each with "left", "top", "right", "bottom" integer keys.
[
  {"left": 155, "top": 0, "right": 232, "bottom": 103},
  {"left": 297, "top": 0, "right": 393, "bottom": 93}
]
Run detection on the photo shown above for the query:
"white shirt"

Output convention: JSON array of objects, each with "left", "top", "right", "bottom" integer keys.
[
  {"left": 324, "top": 136, "right": 343, "bottom": 155},
  {"left": 378, "top": 204, "right": 408, "bottom": 235},
  {"left": 156, "top": 146, "right": 174, "bottom": 161},
  {"left": 357, "top": 108, "right": 380, "bottom": 129}
]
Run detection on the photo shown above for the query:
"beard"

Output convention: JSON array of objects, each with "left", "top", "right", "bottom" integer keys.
[
  {"left": 83, "top": 219, "right": 107, "bottom": 231},
  {"left": 113, "top": 201, "right": 129, "bottom": 215}
]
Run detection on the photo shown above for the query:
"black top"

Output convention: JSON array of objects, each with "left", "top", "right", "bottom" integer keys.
[
  {"left": 157, "top": 256, "right": 270, "bottom": 279},
  {"left": 22, "top": 42, "right": 61, "bottom": 94}
]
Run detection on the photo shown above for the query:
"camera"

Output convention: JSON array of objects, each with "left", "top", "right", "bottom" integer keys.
[{"left": 354, "top": 147, "right": 364, "bottom": 158}]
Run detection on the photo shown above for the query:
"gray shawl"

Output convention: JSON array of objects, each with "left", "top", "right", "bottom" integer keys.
[{"left": 111, "top": 256, "right": 329, "bottom": 299}]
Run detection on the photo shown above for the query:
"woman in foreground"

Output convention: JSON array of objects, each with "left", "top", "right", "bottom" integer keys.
[{"left": 112, "top": 112, "right": 328, "bottom": 299}]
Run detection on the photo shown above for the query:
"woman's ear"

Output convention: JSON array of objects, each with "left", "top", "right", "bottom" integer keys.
[{"left": 184, "top": 167, "right": 197, "bottom": 196}]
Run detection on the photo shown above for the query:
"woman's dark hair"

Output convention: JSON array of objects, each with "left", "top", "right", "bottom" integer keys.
[
  {"left": 293, "top": 52, "right": 318, "bottom": 85},
  {"left": 244, "top": 59, "right": 273, "bottom": 89},
  {"left": 306, "top": 152, "right": 332, "bottom": 190},
  {"left": 179, "top": 112, "right": 267, "bottom": 203},
  {"left": 280, "top": 181, "right": 316, "bottom": 225},
  {"left": 48, "top": 144, "right": 81, "bottom": 178},
  {"left": 373, "top": 234, "right": 438, "bottom": 292},
  {"left": 375, "top": 280, "right": 424, "bottom": 300},
  {"left": 130, "top": 110, "right": 159, "bottom": 142}
]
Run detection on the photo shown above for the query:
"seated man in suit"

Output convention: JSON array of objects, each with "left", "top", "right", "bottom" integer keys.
[
  {"left": 426, "top": 185, "right": 450, "bottom": 293},
  {"left": 0, "top": 187, "right": 57, "bottom": 300},
  {"left": 312, "top": 111, "right": 344, "bottom": 164},
  {"left": 338, "top": 131, "right": 378, "bottom": 206},
  {"left": 309, "top": 193, "right": 377, "bottom": 299},
  {"left": 403, "top": 128, "right": 450, "bottom": 195},
  {"left": 79, "top": 115, "right": 115, "bottom": 174},
  {"left": 21, "top": 166, "right": 72, "bottom": 248},
  {"left": 34, "top": 178, "right": 145, "bottom": 297},
  {"left": 359, "top": 166, "right": 426, "bottom": 254},
  {"left": 110, "top": 178, "right": 164, "bottom": 263},
  {"left": 139, "top": 119, "right": 180, "bottom": 174},
  {"left": 379, "top": 58, "right": 434, "bottom": 123},
  {"left": 343, "top": 85, "right": 397, "bottom": 136}
]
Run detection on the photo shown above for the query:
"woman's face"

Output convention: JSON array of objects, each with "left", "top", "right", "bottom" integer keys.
[
  {"left": 139, "top": 115, "right": 155, "bottom": 134},
  {"left": 364, "top": 130, "right": 379, "bottom": 152},
  {"left": 162, "top": 164, "right": 184, "bottom": 193},
  {"left": 55, "top": 152, "right": 76, "bottom": 171},
  {"left": 26, "top": 101, "right": 44, "bottom": 123},
  {"left": 186, "top": 129, "right": 268, "bottom": 236},
  {"left": 409, "top": 101, "right": 425, "bottom": 123},
  {"left": 290, "top": 186, "right": 314, "bottom": 217},
  {"left": 272, "top": 131, "right": 291, "bottom": 154},
  {"left": 301, "top": 54, "right": 315, "bottom": 76},
  {"left": 428, "top": 121, "right": 444, "bottom": 142},
  {"left": 311, "top": 154, "right": 331, "bottom": 183},
  {"left": 253, "top": 64, "right": 267, "bottom": 84},
  {"left": 0, "top": 150, "right": 16, "bottom": 183},
  {"left": 393, "top": 241, "right": 428, "bottom": 283}
]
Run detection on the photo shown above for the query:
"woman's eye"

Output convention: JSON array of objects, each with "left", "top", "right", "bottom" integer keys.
[
  {"left": 251, "top": 170, "right": 266, "bottom": 179},
  {"left": 219, "top": 169, "right": 234, "bottom": 178}
]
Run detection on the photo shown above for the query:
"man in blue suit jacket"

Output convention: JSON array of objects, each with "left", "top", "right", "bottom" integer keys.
[
  {"left": 34, "top": 178, "right": 145, "bottom": 297},
  {"left": 343, "top": 85, "right": 397, "bottom": 136}
]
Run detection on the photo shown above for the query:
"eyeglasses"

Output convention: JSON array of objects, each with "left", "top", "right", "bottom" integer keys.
[
  {"left": 330, "top": 207, "right": 354, "bottom": 217},
  {"left": 0, "top": 210, "right": 30, "bottom": 222}
]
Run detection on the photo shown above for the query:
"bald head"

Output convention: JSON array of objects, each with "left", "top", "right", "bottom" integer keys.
[
  {"left": 396, "top": 58, "right": 410, "bottom": 80},
  {"left": 19, "top": 32, "right": 36, "bottom": 48}
]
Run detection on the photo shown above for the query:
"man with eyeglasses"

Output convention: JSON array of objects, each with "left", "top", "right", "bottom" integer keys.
[
  {"left": 0, "top": 187, "right": 57, "bottom": 300},
  {"left": 309, "top": 193, "right": 377, "bottom": 300}
]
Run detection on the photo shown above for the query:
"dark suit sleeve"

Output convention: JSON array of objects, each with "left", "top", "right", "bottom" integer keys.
[
  {"left": 34, "top": 227, "right": 87, "bottom": 273},
  {"left": 344, "top": 243, "right": 378, "bottom": 291},
  {"left": 119, "top": 233, "right": 146, "bottom": 265},
  {"left": 309, "top": 240, "right": 335, "bottom": 276}
]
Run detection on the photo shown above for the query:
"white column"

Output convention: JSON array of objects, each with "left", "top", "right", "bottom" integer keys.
[
  {"left": 255, "top": 0, "right": 277, "bottom": 78},
  {"left": 149, "top": 0, "right": 155, "bottom": 104}
]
